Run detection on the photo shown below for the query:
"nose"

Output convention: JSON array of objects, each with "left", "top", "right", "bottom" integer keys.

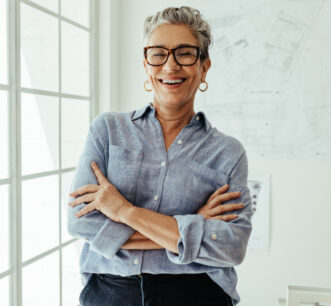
[{"left": 163, "top": 52, "right": 181, "bottom": 71}]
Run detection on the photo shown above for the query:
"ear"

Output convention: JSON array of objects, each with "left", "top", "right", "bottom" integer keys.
[{"left": 201, "top": 58, "right": 211, "bottom": 81}]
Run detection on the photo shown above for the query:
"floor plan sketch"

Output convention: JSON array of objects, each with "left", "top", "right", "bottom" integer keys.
[{"left": 185, "top": 0, "right": 331, "bottom": 160}]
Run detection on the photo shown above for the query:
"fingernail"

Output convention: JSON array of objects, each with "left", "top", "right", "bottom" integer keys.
[
  {"left": 75, "top": 213, "right": 79, "bottom": 217},
  {"left": 91, "top": 161, "right": 96, "bottom": 167}
]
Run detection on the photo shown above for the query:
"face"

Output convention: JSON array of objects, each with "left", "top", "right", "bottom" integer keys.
[{"left": 143, "top": 24, "right": 211, "bottom": 110}]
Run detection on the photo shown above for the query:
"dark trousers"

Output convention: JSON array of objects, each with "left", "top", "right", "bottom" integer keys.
[{"left": 79, "top": 272, "right": 233, "bottom": 306}]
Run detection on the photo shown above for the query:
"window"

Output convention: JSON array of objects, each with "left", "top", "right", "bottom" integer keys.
[{"left": 0, "top": 0, "right": 96, "bottom": 305}]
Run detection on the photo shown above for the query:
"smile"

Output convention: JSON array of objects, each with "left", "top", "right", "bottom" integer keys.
[
  {"left": 159, "top": 78, "right": 186, "bottom": 84},
  {"left": 158, "top": 78, "right": 186, "bottom": 88}
]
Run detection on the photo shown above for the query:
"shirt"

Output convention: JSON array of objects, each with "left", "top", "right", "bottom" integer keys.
[{"left": 67, "top": 102, "right": 253, "bottom": 305}]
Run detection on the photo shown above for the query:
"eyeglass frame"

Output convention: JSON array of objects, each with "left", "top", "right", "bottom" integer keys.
[{"left": 144, "top": 45, "right": 201, "bottom": 66}]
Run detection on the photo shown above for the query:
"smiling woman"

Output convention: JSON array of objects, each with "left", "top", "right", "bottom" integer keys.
[{"left": 67, "top": 6, "right": 253, "bottom": 306}]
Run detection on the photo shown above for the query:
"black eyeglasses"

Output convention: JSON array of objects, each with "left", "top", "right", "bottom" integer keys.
[{"left": 144, "top": 45, "right": 201, "bottom": 66}]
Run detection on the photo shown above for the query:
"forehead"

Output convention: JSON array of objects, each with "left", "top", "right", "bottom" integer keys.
[{"left": 147, "top": 24, "right": 199, "bottom": 48}]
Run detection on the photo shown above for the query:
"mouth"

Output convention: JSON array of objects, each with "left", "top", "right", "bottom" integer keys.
[{"left": 158, "top": 78, "right": 187, "bottom": 89}]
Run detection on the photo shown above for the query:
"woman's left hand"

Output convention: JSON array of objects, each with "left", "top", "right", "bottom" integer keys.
[{"left": 68, "top": 161, "right": 133, "bottom": 222}]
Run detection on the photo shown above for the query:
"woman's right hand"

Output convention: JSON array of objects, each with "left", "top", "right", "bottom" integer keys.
[{"left": 197, "top": 184, "right": 244, "bottom": 221}]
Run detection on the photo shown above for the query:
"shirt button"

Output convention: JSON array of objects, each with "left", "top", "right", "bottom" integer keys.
[
  {"left": 196, "top": 116, "right": 200, "bottom": 121},
  {"left": 154, "top": 195, "right": 158, "bottom": 200},
  {"left": 177, "top": 140, "right": 183, "bottom": 145},
  {"left": 160, "top": 161, "right": 166, "bottom": 167},
  {"left": 211, "top": 233, "right": 218, "bottom": 240},
  {"left": 133, "top": 258, "right": 139, "bottom": 265}
]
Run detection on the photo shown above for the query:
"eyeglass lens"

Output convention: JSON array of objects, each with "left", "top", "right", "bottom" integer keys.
[{"left": 146, "top": 47, "right": 198, "bottom": 65}]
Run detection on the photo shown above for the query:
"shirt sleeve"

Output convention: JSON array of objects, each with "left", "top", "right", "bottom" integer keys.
[
  {"left": 67, "top": 113, "right": 135, "bottom": 259},
  {"left": 166, "top": 150, "right": 253, "bottom": 267}
]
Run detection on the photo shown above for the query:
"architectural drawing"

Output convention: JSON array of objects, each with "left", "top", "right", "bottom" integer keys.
[
  {"left": 185, "top": 0, "right": 331, "bottom": 160},
  {"left": 247, "top": 173, "right": 270, "bottom": 253}
]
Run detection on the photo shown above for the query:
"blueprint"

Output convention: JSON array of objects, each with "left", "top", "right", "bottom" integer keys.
[{"left": 185, "top": 0, "right": 331, "bottom": 160}]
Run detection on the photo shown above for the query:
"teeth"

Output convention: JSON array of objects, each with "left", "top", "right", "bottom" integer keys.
[{"left": 161, "top": 79, "right": 184, "bottom": 84}]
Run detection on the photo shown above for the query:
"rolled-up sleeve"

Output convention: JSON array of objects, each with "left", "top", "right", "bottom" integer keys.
[
  {"left": 67, "top": 113, "right": 135, "bottom": 259},
  {"left": 166, "top": 150, "right": 253, "bottom": 267}
]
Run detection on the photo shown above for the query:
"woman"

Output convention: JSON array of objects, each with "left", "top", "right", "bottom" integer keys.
[{"left": 68, "top": 6, "right": 253, "bottom": 306}]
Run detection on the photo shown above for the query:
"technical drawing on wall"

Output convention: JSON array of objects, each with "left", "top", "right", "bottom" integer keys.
[
  {"left": 247, "top": 173, "right": 270, "bottom": 253},
  {"left": 185, "top": 0, "right": 331, "bottom": 160}
]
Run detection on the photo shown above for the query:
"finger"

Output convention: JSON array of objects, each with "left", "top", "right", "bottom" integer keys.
[
  {"left": 209, "top": 203, "right": 244, "bottom": 216},
  {"left": 91, "top": 162, "right": 108, "bottom": 185},
  {"left": 75, "top": 202, "right": 97, "bottom": 218},
  {"left": 210, "top": 214, "right": 238, "bottom": 221},
  {"left": 215, "top": 191, "right": 241, "bottom": 204},
  {"left": 208, "top": 191, "right": 240, "bottom": 209},
  {"left": 69, "top": 193, "right": 96, "bottom": 207},
  {"left": 209, "top": 184, "right": 229, "bottom": 201},
  {"left": 69, "top": 184, "right": 98, "bottom": 197}
]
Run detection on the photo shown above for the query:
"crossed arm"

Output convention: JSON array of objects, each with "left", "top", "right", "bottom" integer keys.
[
  {"left": 69, "top": 159, "right": 244, "bottom": 252},
  {"left": 121, "top": 185, "right": 243, "bottom": 250}
]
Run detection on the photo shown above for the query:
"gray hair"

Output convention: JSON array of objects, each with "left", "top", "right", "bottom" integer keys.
[{"left": 143, "top": 6, "right": 212, "bottom": 61}]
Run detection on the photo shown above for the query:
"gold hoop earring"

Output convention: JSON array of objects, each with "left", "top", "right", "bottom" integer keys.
[
  {"left": 144, "top": 80, "right": 152, "bottom": 92},
  {"left": 199, "top": 81, "right": 208, "bottom": 92}
]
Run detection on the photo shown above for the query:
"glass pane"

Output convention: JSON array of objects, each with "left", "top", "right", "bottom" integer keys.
[
  {"left": 0, "top": 185, "right": 9, "bottom": 273},
  {"left": 23, "top": 252, "right": 59, "bottom": 306},
  {"left": 30, "top": 0, "right": 58, "bottom": 13},
  {"left": 22, "top": 175, "right": 59, "bottom": 261},
  {"left": 21, "top": 93, "right": 59, "bottom": 175},
  {"left": 61, "top": 0, "right": 89, "bottom": 27},
  {"left": 21, "top": 3, "right": 59, "bottom": 92},
  {"left": 62, "top": 240, "right": 84, "bottom": 306},
  {"left": 0, "top": 0, "right": 8, "bottom": 84},
  {"left": 0, "top": 276, "right": 9, "bottom": 306},
  {"left": 61, "top": 22, "right": 89, "bottom": 96},
  {"left": 61, "top": 98, "right": 89, "bottom": 168},
  {"left": 0, "top": 91, "right": 8, "bottom": 179},
  {"left": 61, "top": 171, "right": 74, "bottom": 243}
]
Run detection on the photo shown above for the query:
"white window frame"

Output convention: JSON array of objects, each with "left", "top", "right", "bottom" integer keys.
[{"left": 0, "top": 0, "right": 98, "bottom": 305}]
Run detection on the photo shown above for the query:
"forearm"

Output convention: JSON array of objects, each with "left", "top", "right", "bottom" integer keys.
[
  {"left": 121, "top": 237, "right": 164, "bottom": 250},
  {"left": 120, "top": 205, "right": 180, "bottom": 254}
]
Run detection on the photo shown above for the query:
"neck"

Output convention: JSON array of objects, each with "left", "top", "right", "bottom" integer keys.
[{"left": 153, "top": 101, "right": 195, "bottom": 134}]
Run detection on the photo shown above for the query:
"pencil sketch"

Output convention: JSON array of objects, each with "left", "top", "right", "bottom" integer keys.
[{"left": 185, "top": 0, "right": 331, "bottom": 160}]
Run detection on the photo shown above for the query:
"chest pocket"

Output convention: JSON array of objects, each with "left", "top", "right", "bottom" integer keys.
[
  {"left": 107, "top": 144, "right": 143, "bottom": 203},
  {"left": 177, "top": 161, "right": 230, "bottom": 215}
]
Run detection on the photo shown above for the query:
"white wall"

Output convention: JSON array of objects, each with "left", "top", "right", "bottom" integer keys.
[{"left": 99, "top": 1, "right": 331, "bottom": 305}]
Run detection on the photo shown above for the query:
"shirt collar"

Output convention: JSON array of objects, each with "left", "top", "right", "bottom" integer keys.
[
  {"left": 131, "top": 102, "right": 211, "bottom": 131},
  {"left": 131, "top": 102, "right": 155, "bottom": 121}
]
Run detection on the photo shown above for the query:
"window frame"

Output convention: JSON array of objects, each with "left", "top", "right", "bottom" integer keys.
[{"left": 0, "top": 0, "right": 98, "bottom": 305}]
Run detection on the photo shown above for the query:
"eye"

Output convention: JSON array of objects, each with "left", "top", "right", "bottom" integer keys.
[
  {"left": 178, "top": 52, "right": 194, "bottom": 57},
  {"left": 153, "top": 53, "right": 167, "bottom": 57}
]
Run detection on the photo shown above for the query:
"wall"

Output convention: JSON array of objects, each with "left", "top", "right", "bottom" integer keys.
[{"left": 100, "top": 1, "right": 331, "bottom": 305}]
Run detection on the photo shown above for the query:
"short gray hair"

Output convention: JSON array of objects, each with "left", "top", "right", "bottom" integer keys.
[{"left": 143, "top": 6, "right": 212, "bottom": 61}]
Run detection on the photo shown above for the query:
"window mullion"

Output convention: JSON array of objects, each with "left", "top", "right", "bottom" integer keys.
[
  {"left": 59, "top": 0, "right": 63, "bottom": 305},
  {"left": 8, "top": 0, "right": 22, "bottom": 305}
]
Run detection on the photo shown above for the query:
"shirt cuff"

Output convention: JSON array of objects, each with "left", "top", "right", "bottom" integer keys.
[
  {"left": 90, "top": 218, "right": 135, "bottom": 259},
  {"left": 166, "top": 214, "right": 204, "bottom": 264}
]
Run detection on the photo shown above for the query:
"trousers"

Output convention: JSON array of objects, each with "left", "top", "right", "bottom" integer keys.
[{"left": 79, "top": 272, "right": 233, "bottom": 306}]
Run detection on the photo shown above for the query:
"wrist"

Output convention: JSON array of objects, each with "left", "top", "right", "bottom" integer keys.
[{"left": 119, "top": 203, "right": 136, "bottom": 224}]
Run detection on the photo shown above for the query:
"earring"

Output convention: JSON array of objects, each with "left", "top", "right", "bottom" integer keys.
[
  {"left": 144, "top": 80, "right": 152, "bottom": 92},
  {"left": 199, "top": 81, "right": 208, "bottom": 92}
]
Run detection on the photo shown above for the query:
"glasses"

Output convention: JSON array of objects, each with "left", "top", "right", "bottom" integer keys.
[{"left": 144, "top": 45, "right": 201, "bottom": 66}]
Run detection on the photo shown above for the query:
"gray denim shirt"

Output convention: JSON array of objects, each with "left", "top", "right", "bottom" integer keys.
[{"left": 67, "top": 102, "right": 253, "bottom": 305}]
